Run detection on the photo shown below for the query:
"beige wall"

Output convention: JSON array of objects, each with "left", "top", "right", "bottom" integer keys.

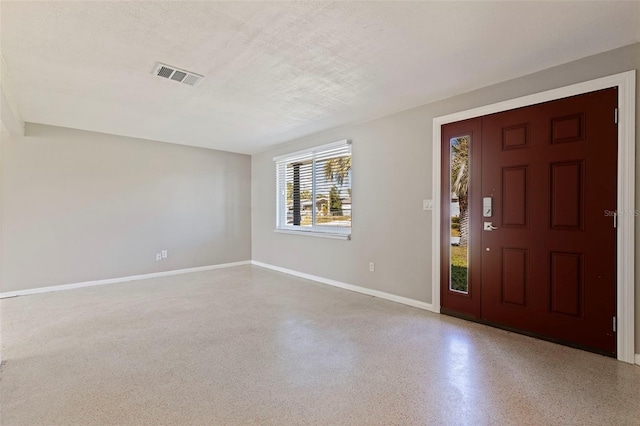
[
  {"left": 0, "top": 128, "right": 5, "bottom": 295},
  {"left": 1, "top": 124, "right": 251, "bottom": 292},
  {"left": 251, "top": 43, "right": 640, "bottom": 352}
]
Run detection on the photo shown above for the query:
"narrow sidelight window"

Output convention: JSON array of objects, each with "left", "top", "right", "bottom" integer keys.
[{"left": 450, "top": 136, "right": 469, "bottom": 293}]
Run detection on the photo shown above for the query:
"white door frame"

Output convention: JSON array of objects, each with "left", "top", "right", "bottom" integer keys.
[{"left": 431, "top": 71, "right": 636, "bottom": 364}]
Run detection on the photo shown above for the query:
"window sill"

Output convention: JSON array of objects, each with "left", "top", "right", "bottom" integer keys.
[{"left": 274, "top": 228, "right": 351, "bottom": 240}]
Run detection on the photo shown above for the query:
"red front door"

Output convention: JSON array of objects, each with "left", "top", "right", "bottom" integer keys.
[{"left": 441, "top": 88, "right": 618, "bottom": 356}]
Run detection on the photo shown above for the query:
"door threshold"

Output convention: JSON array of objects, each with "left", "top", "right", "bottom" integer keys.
[{"left": 441, "top": 308, "right": 616, "bottom": 359}]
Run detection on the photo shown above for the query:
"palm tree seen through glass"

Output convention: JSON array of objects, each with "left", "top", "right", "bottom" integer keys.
[{"left": 450, "top": 136, "right": 469, "bottom": 292}]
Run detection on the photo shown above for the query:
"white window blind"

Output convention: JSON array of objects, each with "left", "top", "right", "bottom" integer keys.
[{"left": 275, "top": 140, "right": 352, "bottom": 238}]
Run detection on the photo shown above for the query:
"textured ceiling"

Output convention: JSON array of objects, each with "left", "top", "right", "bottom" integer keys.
[{"left": 1, "top": 1, "right": 639, "bottom": 154}]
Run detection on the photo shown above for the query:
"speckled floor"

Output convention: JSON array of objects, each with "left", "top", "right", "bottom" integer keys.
[{"left": 1, "top": 265, "right": 638, "bottom": 425}]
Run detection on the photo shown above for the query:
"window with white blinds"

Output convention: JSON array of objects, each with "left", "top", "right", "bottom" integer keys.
[{"left": 274, "top": 140, "right": 352, "bottom": 239}]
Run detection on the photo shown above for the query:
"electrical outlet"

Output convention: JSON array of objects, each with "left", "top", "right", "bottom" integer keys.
[
  {"left": 156, "top": 253, "right": 162, "bottom": 261},
  {"left": 161, "top": 250, "right": 168, "bottom": 259},
  {"left": 369, "top": 262, "right": 375, "bottom": 272},
  {"left": 423, "top": 199, "right": 433, "bottom": 210}
]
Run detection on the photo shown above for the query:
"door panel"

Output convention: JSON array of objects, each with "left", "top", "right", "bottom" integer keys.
[
  {"left": 550, "top": 161, "right": 583, "bottom": 229},
  {"left": 550, "top": 252, "right": 583, "bottom": 317},
  {"left": 502, "top": 166, "right": 528, "bottom": 227},
  {"left": 441, "top": 88, "right": 618, "bottom": 356},
  {"left": 501, "top": 248, "right": 527, "bottom": 306}
]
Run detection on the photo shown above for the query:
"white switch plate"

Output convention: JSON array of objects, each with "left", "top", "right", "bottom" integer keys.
[
  {"left": 423, "top": 199, "right": 433, "bottom": 210},
  {"left": 161, "top": 250, "right": 168, "bottom": 259},
  {"left": 369, "top": 262, "right": 375, "bottom": 272},
  {"left": 155, "top": 253, "right": 162, "bottom": 261}
]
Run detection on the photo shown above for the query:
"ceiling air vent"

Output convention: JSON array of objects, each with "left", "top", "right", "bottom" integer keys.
[{"left": 153, "top": 63, "right": 203, "bottom": 87}]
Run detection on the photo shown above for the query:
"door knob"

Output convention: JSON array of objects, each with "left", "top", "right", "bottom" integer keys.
[{"left": 484, "top": 222, "right": 499, "bottom": 231}]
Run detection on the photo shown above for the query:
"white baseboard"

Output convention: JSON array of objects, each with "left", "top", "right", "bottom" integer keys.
[
  {"left": 0, "top": 260, "right": 251, "bottom": 299},
  {"left": 251, "top": 260, "right": 436, "bottom": 313},
  {"left": 635, "top": 353, "right": 640, "bottom": 366},
  {"left": 2, "top": 259, "right": 633, "bottom": 364}
]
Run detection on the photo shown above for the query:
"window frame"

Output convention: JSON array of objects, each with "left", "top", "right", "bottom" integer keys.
[{"left": 274, "top": 140, "right": 352, "bottom": 240}]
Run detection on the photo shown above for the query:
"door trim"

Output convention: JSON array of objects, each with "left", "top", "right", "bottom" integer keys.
[{"left": 431, "top": 71, "right": 636, "bottom": 364}]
